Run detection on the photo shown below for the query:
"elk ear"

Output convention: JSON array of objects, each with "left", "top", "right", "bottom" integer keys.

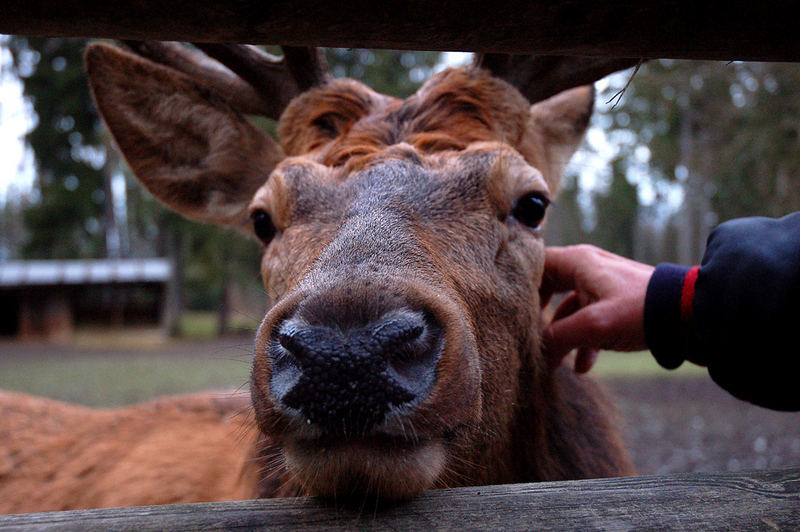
[
  {"left": 527, "top": 85, "right": 594, "bottom": 194},
  {"left": 85, "top": 42, "right": 283, "bottom": 227}
]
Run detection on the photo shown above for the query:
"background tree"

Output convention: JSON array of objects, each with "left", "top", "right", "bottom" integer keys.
[
  {"left": 7, "top": 37, "right": 116, "bottom": 259},
  {"left": 545, "top": 174, "right": 590, "bottom": 248},
  {"left": 6, "top": 40, "right": 799, "bottom": 332},
  {"left": 597, "top": 60, "right": 800, "bottom": 264},
  {"left": 326, "top": 49, "right": 442, "bottom": 97},
  {"left": 0, "top": 189, "right": 29, "bottom": 261},
  {"left": 710, "top": 63, "right": 800, "bottom": 220},
  {"left": 590, "top": 157, "right": 639, "bottom": 258},
  {"left": 3, "top": 39, "right": 442, "bottom": 335}
]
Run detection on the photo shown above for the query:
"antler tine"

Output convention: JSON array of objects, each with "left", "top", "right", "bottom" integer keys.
[
  {"left": 281, "top": 47, "right": 330, "bottom": 92},
  {"left": 194, "top": 44, "right": 329, "bottom": 118},
  {"left": 121, "top": 42, "right": 329, "bottom": 120},
  {"left": 475, "top": 54, "right": 641, "bottom": 103},
  {"left": 121, "top": 40, "right": 275, "bottom": 117},
  {"left": 193, "top": 43, "right": 304, "bottom": 119}
]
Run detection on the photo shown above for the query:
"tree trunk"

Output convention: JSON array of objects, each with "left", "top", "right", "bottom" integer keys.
[
  {"left": 676, "top": 95, "right": 710, "bottom": 266},
  {"left": 158, "top": 219, "right": 183, "bottom": 336},
  {"left": 217, "top": 259, "right": 231, "bottom": 337}
]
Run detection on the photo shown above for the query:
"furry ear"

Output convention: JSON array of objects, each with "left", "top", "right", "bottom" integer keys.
[
  {"left": 523, "top": 85, "right": 594, "bottom": 195},
  {"left": 85, "top": 42, "right": 284, "bottom": 227}
]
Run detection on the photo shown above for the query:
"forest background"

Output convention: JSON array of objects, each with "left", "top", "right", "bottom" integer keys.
[{"left": 2, "top": 37, "right": 798, "bottom": 337}]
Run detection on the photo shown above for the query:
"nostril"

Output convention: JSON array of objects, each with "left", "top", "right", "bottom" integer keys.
[
  {"left": 276, "top": 322, "right": 312, "bottom": 355},
  {"left": 371, "top": 312, "right": 426, "bottom": 354},
  {"left": 277, "top": 329, "right": 295, "bottom": 351},
  {"left": 379, "top": 312, "right": 442, "bottom": 397},
  {"left": 269, "top": 341, "right": 302, "bottom": 404}
]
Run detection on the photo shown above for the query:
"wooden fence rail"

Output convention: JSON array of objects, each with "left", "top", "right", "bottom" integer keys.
[
  {"left": 2, "top": 1, "right": 799, "bottom": 62},
  {"left": 1, "top": 468, "right": 798, "bottom": 531}
]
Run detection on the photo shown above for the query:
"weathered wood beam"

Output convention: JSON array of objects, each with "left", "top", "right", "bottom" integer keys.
[
  {"left": 1, "top": 468, "right": 798, "bottom": 531},
  {"left": 2, "top": 1, "right": 798, "bottom": 62}
]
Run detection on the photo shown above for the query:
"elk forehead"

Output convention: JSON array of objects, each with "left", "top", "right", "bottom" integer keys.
[
  {"left": 278, "top": 69, "right": 533, "bottom": 167},
  {"left": 249, "top": 143, "right": 550, "bottom": 237}
]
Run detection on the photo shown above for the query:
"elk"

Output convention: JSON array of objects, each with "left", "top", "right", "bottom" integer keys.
[{"left": 0, "top": 42, "right": 635, "bottom": 514}]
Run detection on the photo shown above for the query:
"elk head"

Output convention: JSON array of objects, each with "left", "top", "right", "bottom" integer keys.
[{"left": 86, "top": 43, "right": 634, "bottom": 502}]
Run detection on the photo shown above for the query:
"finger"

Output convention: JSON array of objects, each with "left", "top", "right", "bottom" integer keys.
[
  {"left": 542, "top": 246, "right": 583, "bottom": 295},
  {"left": 545, "top": 343, "right": 571, "bottom": 372},
  {"left": 574, "top": 347, "right": 599, "bottom": 374},
  {"left": 540, "top": 284, "right": 555, "bottom": 309},
  {"left": 551, "top": 291, "right": 582, "bottom": 322},
  {"left": 542, "top": 304, "right": 607, "bottom": 361},
  {"left": 539, "top": 265, "right": 560, "bottom": 308}
]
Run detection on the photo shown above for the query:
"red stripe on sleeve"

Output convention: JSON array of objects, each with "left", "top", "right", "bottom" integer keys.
[{"left": 680, "top": 266, "right": 700, "bottom": 326}]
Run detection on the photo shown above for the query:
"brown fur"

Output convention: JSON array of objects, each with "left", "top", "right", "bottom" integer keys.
[
  {"left": 0, "top": 43, "right": 633, "bottom": 514},
  {"left": 0, "top": 391, "right": 263, "bottom": 513}
]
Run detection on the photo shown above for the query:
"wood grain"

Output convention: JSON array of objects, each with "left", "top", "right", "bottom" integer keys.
[
  {"left": 1, "top": 1, "right": 798, "bottom": 62},
  {"left": 1, "top": 468, "right": 798, "bottom": 531}
]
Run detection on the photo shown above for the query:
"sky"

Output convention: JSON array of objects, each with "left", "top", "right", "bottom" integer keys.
[{"left": 0, "top": 41, "right": 34, "bottom": 204}]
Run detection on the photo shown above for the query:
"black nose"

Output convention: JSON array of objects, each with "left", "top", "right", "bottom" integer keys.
[{"left": 269, "top": 310, "right": 441, "bottom": 434}]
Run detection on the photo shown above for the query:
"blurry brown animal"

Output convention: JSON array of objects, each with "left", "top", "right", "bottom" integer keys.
[
  {"left": 0, "top": 44, "right": 634, "bottom": 514},
  {"left": 0, "top": 390, "right": 260, "bottom": 512}
]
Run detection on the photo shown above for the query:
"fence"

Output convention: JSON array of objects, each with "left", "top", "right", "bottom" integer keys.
[{"left": 1, "top": 468, "right": 798, "bottom": 530}]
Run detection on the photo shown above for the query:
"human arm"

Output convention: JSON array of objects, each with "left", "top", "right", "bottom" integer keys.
[
  {"left": 541, "top": 212, "right": 800, "bottom": 411},
  {"left": 648, "top": 212, "right": 800, "bottom": 410}
]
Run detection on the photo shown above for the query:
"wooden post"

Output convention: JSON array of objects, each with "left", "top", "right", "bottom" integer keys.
[
  {"left": 1, "top": 1, "right": 799, "bottom": 62},
  {"left": 0, "top": 468, "right": 798, "bottom": 530}
]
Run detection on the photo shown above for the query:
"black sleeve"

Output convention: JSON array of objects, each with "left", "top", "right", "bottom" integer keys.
[{"left": 644, "top": 212, "right": 800, "bottom": 411}]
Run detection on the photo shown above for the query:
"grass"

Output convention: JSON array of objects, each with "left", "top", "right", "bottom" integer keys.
[
  {"left": 0, "top": 311, "right": 260, "bottom": 407},
  {"left": 177, "top": 311, "right": 222, "bottom": 339},
  {"left": 0, "top": 340, "right": 253, "bottom": 407},
  {"left": 177, "top": 311, "right": 261, "bottom": 340},
  {"left": 591, "top": 350, "right": 707, "bottom": 379}
]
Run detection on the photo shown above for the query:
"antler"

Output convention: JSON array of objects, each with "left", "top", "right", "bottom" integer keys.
[
  {"left": 475, "top": 54, "right": 641, "bottom": 104},
  {"left": 121, "top": 41, "right": 329, "bottom": 120},
  {"left": 116, "top": 43, "right": 632, "bottom": 117}
]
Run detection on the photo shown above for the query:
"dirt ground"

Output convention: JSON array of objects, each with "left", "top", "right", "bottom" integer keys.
[{"left": 603, "top": 376, "right": 800, "bottom": 475}]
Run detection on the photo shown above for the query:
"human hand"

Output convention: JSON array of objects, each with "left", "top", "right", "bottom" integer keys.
[{"left": 540, "top": 245, "right": 654, "bottom": 373}]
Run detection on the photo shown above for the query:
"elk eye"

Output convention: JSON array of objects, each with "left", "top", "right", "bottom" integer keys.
[
  {"left": 511, "top": 193, "right": 550, "bottom": 230},
  {"left": 251, "top": 210, "right": 276, "bottom": 244}
]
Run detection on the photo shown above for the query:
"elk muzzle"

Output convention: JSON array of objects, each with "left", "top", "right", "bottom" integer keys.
[{"left": 269, "top": 309, "right": 442, "bottom": 434}]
